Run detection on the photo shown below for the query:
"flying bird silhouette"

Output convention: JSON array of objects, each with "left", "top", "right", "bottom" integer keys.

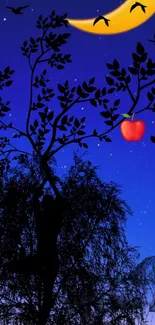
[
  {"left": 93, "top": 15, "right": 110, "bottom": 27},
  {"left": 5, "top": 5, "right": 30, "bottom": 14},
  {"left": 148, "top": 34, "right": 155, "bottom": 44},
  {"left": 130, "top": 2, "right": 147, "bottom": 13}
]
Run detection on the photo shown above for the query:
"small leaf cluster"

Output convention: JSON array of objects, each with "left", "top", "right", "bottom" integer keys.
[
  {"left": 57, "top": 116, "right": 86, "bottom": 145},
  {"left": 21, "top": 11, "right": 71, "bottom": 72},
  {"left": 140, "top": 57, "right": 155, "bottom": 81},
  {"left": 127, "top": 42, "right": 155, "bottom": 80},
  {"left": 21, "top": 38, "right": 40, "bottom": 57},
  {"left": 76, "top": 78, "right": 97, "bottom": 99},
  {"left": 128, "top": 42, "right": 147, "bottom": 75},
  {"left": 33, "top": 69, "right": 50, "bottom": 88},
  {"left": 106, "top": 59, "right": 131, "bottom": 92},
  {"left": 0, "top": 97, "right": 11, "bottom": 118},
  {"left": 92, "top": 128, "right": 112, "bottom": 143},
  {"left": 36, "top": 11, "right": 69, "bottom": 30},
  {"left": 32, "top": 70, "right": 54, "bottom": 110},
  {"left": 76, "top": 77, "right": 107, "bottom": 108},
  {"left": 100, "top": 99, "right": 120, "bottom": 127},
  {"left": 105, "top": 43, "right": 155, "bottom": 92},
  {"left": 129, "top": 43, "right": 155, "bottom": 80},
  {"left": 89, "top": 85, "right": 106, "bottom": 107},
  {"left": 0, "top": 66, "right": 14, "bottom": 91},
  {"left": 48, "top": 53, "right": 72, "bottom": 70},
  {"left": 147, "top": 87, "right": 155, "bottom": 103},
  {"left": 21, "top": 11, "right": 69, "bottom": 57},
  {"left": 57, "top": 80, "right": 78, "bottom": 109},
  {"left": 45, "top": 32, "right": 71, "bottom": 52},
  {"left": 34, "top": 107, "right": 53, "bottom": 151},
  {"left": 0, "top": 136, "right": 10, "bottom": 149}
]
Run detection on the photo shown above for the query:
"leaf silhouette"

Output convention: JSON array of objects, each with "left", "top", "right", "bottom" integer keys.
[
  {"left": 90, "top": 99, "right": 97, "bottom": 107},
  {"left": 100, "top": 111, "right": 111, "bottom": 118},
  {"left": 128, "top": 67, "right": 138, "bottom": 75},
  {"left": 114, "top": 99, "right": 120, "bottom": 106},
  {"left": 106, "top": 76, "right": 114, "bottom": 86},
  {"left": 150, "top": 136, "right": 155, "bottom": 143},
  {"left": 58, "top": 84, "right": 65, "bottom": 93},
  {"left": 132, "top": 53, "right": 140, "bottom": 62},
  {"left": 113, "top": 59, "right": 120, "bottom": 70},
  {"left": 147, "top": 91, "right": 154, "bottom": 101},
  {"left": 136, "top": 42, "right": 145, "bottom": 55}
]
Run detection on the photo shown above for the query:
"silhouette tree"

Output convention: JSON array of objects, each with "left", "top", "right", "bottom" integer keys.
[
  {"left": 0, "top": 8, "right": 154, "bottom": 325},
  {"left": 1, "top": 11, "right": 155, "bottom": 186},
  {"left": 0, "top": 155, "right": 147, "bottom": 324}
]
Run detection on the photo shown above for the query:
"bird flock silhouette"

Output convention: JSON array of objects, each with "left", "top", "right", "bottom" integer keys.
[
  {"left": 4, "top": 3, "right": 147, "bottom": 28},
  {"left": 93, "top": 1, "right": 147, "bottom": 27}
]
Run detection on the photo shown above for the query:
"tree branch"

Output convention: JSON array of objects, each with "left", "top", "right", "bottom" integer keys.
[
  {"left": 48, "top": 93, "right": 140, "bottom": 158},
  {"left": 43, "top": 96, "right": 80, "bottom": 159},
  {"left": 25, "top": 32, "right": 54, "bottom": 154},
  {"left": 0, "top": 120, "right": 27, "bottom": 137},
  {"left": 135, "top": 100, "right": 154, "bottom": 114},
  {"left": 0, "top": 149, "right": 32, "bottom": 158},
  {"left": 38, "top": 59, "right": 49, "bottom": 64},
  {"left": 140, "top": 78, "right": 155, "bottom": 91},
  {"left": 125, "top": 81, "right": 135, "bottom": 103}
]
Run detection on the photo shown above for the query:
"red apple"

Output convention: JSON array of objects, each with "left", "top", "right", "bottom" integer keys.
[{"left": 120, "top": 119, "right": 145, "bottom": 142}]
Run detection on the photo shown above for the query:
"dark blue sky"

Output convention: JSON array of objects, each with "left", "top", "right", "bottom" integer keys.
[{"left": 1, "top": 0, "right": 155, "bottom": 262}]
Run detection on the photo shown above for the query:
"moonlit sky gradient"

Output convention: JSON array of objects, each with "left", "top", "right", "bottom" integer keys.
[{"left": 1, "top": 0, "right": 155, "bottom": 268}]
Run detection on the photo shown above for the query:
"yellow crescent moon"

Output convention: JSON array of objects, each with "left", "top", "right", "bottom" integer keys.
[{"left": 68, "top": 0, "right": 155, "bottom": 35}]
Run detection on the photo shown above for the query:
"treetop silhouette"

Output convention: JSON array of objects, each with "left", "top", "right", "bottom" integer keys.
[{"left": 0, "top": 11, "right": 155, "bottom": 177}]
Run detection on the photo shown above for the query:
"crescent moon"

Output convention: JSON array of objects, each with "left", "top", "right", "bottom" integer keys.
[{"left": 68, "top": 0, "right": 155, "bottom": 35}]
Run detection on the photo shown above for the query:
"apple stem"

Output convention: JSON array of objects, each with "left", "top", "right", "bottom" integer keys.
[{"left": 131, "top": 113, "right": 135, "bottom": 121}]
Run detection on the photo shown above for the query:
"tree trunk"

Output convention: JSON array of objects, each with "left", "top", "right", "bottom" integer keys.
[{"left": 39, "top": 260, "right": 59, "bottom": 325}]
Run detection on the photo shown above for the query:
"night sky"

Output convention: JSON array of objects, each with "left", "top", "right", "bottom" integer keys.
[{"left": 1, "top": 0, "right": 155, "bottom": 266}]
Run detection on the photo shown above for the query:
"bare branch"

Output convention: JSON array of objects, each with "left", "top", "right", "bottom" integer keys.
[
  {"left": 0, "top": 120, "right": 27, "bottom": 137},
  {"left": 124, "top": 80, "right": 136, "bottom": 103},
  {"left": 0, "top": 149, "right": 32, "bottom": 158},
  {"left": 135, "top": 100, "right": 154, "bottom": 114},
  {"left": 140, "top": 78, "right": 155, "bottom": 91}
]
